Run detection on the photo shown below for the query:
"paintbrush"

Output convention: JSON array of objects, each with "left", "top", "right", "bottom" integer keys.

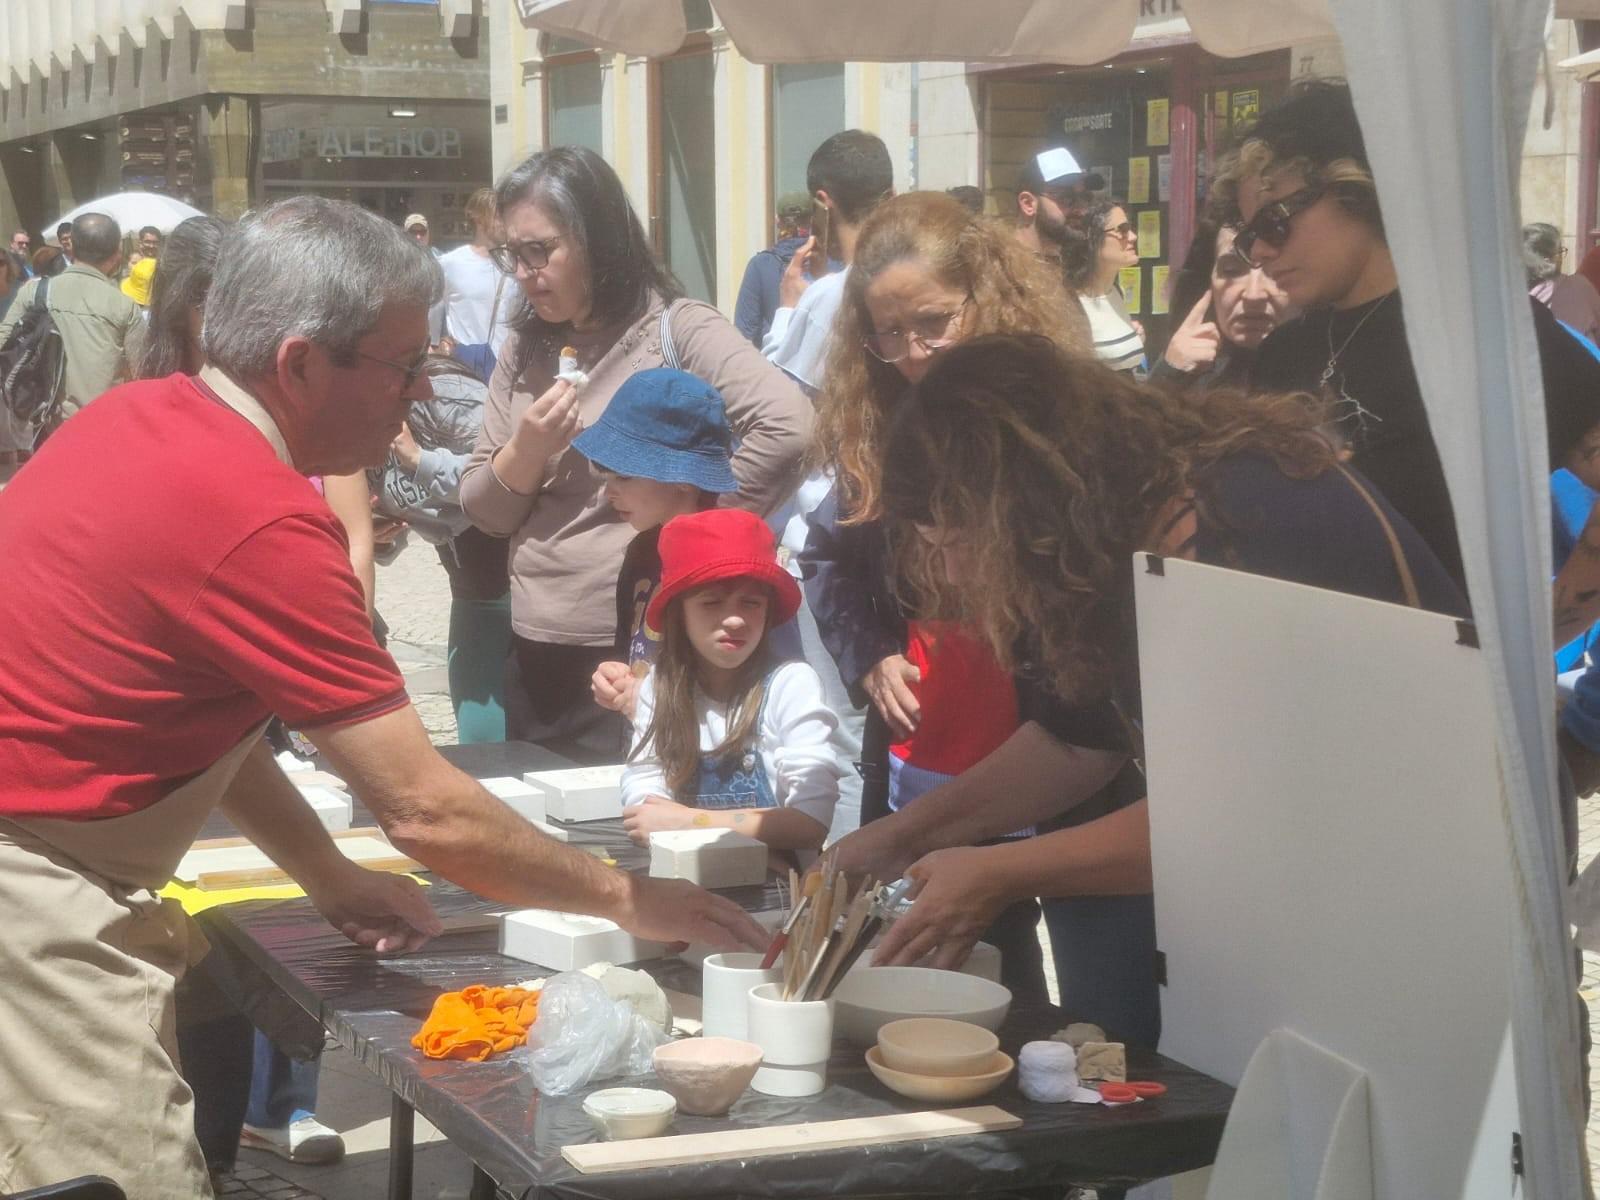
[{"left": 760, "top": 885, "right": 814, "bottom": 970}]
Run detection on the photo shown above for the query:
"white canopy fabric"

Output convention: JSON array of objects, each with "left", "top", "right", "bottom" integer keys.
[
  {"left": 513, "top": 2, "right": 1588, "bottom": 1193},
  {"left": 47, "top": 192, "right": 204, "bottom": 246}
]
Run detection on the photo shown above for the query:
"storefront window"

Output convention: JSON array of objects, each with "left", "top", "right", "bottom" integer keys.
[
  {"left": 547, "top": 57, "right": 603, "bottom": 153},
  {"left": 658, "top": 51, "right": 717, "bottom": 303},
  {"left": 771, "top": 64, "right": 845, "bottom": 208},
  {"left": 259, "top": 98, "right": 491, "bottom": 247}
]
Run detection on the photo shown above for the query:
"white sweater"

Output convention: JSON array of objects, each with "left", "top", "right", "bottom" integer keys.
[{"left": 622, "top": 660, "right": 843, "bottom": 831}]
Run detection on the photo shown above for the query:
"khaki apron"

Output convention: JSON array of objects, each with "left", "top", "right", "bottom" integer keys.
[{"left": 0, "top": 372, "right": 297, "bottom": 1199}]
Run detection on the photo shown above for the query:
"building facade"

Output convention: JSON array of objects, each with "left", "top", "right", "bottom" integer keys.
[{"left": 0, "top": 0, "right": 490, "bottom": 245}]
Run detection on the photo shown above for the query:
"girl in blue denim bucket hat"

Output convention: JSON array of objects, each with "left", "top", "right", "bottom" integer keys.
[{"left": 574, "top": 367, "right": 740, "bottom": 722}]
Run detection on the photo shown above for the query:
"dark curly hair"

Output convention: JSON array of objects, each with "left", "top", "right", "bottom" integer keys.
[
  {"left": 881, "top": 333, "right": 1338, "bottom": 701},
  {"left": 1059, "top": 198, "right": 1125, "bottom": 292}
]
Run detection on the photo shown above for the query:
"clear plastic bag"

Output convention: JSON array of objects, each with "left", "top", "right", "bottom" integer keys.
[{"left": 526, "top": 970, "right": 672, "bottom": 1095}]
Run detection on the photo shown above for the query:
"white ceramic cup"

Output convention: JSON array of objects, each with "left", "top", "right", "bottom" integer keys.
[
  {"left": 701, "top": 952, "right": 781, "bottom": 1041},
  {"left": 746, "top": 982, "right": 835, "bottom": 1097}
]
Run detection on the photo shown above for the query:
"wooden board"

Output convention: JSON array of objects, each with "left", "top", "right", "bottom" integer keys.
[
  {"left": 176, "top": 834, "right": 409, "bottom": 886},
  {"left": 196, "top": 855, "right": 422, "bottom": 889},
  {"left": 561, "top": 1105, "right": 1021, "bottom": 1174}
]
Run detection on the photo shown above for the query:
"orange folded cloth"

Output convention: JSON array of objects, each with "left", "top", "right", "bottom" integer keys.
[{"left": 411, "top": 984, "right": 541, "bottom": 1062}]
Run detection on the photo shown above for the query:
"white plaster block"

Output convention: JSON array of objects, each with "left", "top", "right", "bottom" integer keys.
[
  {"left": 648, "top": 828, "right": 767, "bottom": 889},
  {"left": 524, "top": 764, "right": 625, "bottom": 823},
  {"left": 478, "top": 775, "right": 546, "bottom": 823},
  {"left": 498, "top": 908, "right": 669, "bottom": 971},
  {"left": 295, "top": 784, "right": 352, "bottom": 833}
]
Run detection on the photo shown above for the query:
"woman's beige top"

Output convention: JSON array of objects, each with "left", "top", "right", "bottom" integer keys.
[{"left": 459, "top": 292, "right": 812, "bottom": 645}]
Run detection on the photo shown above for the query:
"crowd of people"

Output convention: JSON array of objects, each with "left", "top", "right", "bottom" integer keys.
[{"left": 1, "top": 76, "right": 1598, "bottom": 1196}]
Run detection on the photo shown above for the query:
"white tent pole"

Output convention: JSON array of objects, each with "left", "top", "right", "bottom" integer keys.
[{"left": 1329, "top": 0, "right": 1586, "bottom": 1195}]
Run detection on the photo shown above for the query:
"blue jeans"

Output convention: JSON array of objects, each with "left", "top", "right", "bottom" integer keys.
[
  {"left": 245, "top": 1031, "right": 320, "bottom": 1129},
  {"left": 1041, "top": 893, "right": 1162, "bottom": 1049}
]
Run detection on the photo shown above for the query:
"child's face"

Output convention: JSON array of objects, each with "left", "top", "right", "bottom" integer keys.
[
  {"left": 682, "top": 581, "right": 770, "bottom": 675},
  {"left": 599, "top": 472, "right": 701, "bottom": 532}
]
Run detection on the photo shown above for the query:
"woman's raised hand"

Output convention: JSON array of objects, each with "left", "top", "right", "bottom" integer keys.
[{"left": 513, "top": 377, "right": 582, "bottom": 462}]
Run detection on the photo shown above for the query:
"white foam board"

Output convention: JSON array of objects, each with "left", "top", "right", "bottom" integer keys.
[
  {"left": 498, "top": 908, "right": 669, "bottom": 971},
  {"left": 523, "top": 764, "right": 625, "bottom": 823},
  {"left": 648, "top": 828, "right": 768, "bottom": 888},
  {"left": 295, "top": 784, "right": 352, "bottom": 832},
  {"left": 479, "top": 775, "right": 546, "bottom": 823}
]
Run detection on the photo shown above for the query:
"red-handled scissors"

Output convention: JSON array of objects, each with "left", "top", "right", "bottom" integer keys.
[{"left": 1099, "top": 1080, "right": 1168, "bottom": 1103}]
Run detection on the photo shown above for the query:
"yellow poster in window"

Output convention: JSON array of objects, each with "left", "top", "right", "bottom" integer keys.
[
  {"left": 1127, "top": 157, "right": 1150, "bottom": 205},
  {"left": 1118, "top": 266, "right": 1142, "bottom": 315},
  {"left": 1230, "top": 88, "right": 1261, "bottom": 128},
  {"left": 1215, "top": 90, "right": 1229, "bottom": 118},
  {"left": 1151, "top": 264, "right": 1171, "bottom": 315},
  {"left": 1146, "top": 98, "right": 1170, "bottom": 147},
  {"left": 1137, "top": 209, "right": 1161, "bottom": 259}
]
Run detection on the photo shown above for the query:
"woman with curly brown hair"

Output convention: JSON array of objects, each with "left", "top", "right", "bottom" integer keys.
[
  {"left": 800, "top": 191, "right": 1089, "bottom": 1004},
  {"left": 835, "top": 333, "right": 1464, "bottom": 1045}
]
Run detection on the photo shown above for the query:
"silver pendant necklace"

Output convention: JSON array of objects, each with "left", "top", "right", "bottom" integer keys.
[{"left": 1320, "top": 291, "right": 1394, "bottom": 436}]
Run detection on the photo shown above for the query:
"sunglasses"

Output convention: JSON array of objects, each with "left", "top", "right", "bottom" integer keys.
[
  {"left": 1104, "top": 222, "right": 1135, "bottom": 239},
  {"left": 1234, "top": 188, "right": 1324, "bottom": 266}
]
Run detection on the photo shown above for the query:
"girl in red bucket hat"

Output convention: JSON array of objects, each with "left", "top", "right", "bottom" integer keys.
[{"left": 620, "top": 509, "right": 843, "bottom": 859}]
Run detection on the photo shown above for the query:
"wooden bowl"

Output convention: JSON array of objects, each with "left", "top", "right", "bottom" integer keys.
[
  {"left": 865, "top": 1046, "right": 1015, "bottom": 1102},
  {"left": 877, "top": 1017, "right": 1000, "bottom": 1077}
]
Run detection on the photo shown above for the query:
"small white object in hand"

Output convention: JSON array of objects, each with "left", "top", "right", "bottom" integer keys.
[
  {"left": 1018, "top": 1040, "right": 1085, "bottom": 1103},
  {"left": 557, "top": 345, "right": 589, "bottom": 389}
]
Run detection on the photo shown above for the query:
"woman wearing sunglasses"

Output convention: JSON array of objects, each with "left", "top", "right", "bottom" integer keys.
[
  {"left": 458, "top": 146, "right": 811, "bottom": 757},
  {"left": 1061, "top": 198, "right": 1144, "bottom": 373},
  {"left": 1233, "top": 80, "right": 1600, "bottom": 626},
  {"left": 802, "top": 191, "right": 1097, "bottom": 1005}
]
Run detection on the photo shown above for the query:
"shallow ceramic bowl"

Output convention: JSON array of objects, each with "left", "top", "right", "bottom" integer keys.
[
  {"left": 833, "top": 966, "right": 1012, "bottom": 1046},
  {"left": 582, "top": 1087, "right": 676, "bottom": 1140},
  {"left": 865, "top": 1046, "right": 1015, "bottom": 1102},
  {"left": 877, "top": 1017, "right": 1001, "bottom": 1077},
  {"left": 652, "top": 1037, "right": 764, "bottom": 1116}
]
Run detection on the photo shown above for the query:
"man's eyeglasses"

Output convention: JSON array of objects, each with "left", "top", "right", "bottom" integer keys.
[
  {"left": 353, "top": 349, "right": 430, "bottom": 391},
  {"left": 863, "top": 298, "right": 971, "bottom": 364},
  {"left": 1235, "top": 188, "right": 1324, "bottom": 267},
  {"left": 489, "top": 236, "right": 561, "bottom": 275}
]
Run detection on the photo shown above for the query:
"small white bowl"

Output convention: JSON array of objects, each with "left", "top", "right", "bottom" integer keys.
[
  {"left": 877, "top": 1017, "right": 1000, "bottom": 1077},
  {"left": 865, "top": 1046, "right": 1015, "bottom": 1102},
  {"left": 582, "top": 1087, "right": 676, "bottom": 1140},
  {"left": 832, "top": 966, "right": 1011, "bottom": 1046}
]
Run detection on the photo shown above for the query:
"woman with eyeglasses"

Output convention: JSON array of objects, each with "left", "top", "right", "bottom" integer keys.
[
  {"left": 458, "top": 146, "right": 811, "bottom": 758},
  {"left": 1061, "top": 198, "right": 1144, "bottom": 373},
  {"left": 802, "top": 191, "right": 1090, "bottom": 1003}
]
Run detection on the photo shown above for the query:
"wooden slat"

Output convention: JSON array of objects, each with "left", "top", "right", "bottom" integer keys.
[
  {"left": 561, "top": 1106, "right": 1022, "bottom": 1175},
  {"left": 196, "top": 854, "right": 422, "bottom": 889}
]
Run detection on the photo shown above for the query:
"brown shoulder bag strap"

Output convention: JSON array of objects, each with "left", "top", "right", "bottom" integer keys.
[{"left": 1334, "top": 462, "right": 1422, "bottom": 609}]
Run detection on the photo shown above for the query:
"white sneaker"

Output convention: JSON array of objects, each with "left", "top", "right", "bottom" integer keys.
[{"left": 240, "top": 1115, "right": 346, "bottom": 1165}]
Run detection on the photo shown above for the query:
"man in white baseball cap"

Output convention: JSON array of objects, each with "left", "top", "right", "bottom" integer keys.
[{"left": 1015, "top": 146, "right": 1106, "bottom": 263}]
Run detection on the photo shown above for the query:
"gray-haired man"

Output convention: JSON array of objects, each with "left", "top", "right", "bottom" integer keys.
[{"left": 0, "top": 196, "right": 766, "bottom": 1199}]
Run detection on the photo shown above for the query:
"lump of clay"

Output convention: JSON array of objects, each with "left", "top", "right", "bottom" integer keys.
[
  {"left": 580, "top": 962, "right": 672, "bottom": 1031},
  {"left": 1075, "top": 1040, "right": 1127, "bottom": 1083},
  {"left": 1017, "top": 1040, "right": 1080, "bottom": 1103},
  {"left": 1051, "top": 1022, "right": 1106, "bottom": 1049}
]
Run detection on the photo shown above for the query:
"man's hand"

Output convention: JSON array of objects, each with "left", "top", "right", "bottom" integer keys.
[
  {"left": 305, "top": 863, "right": 442, "bottom": 954},
  {"left": 779, "top": 236, "right": 818, "bottom": 309},
  {"left": 828, "top": 809, "right": 922, "bottom": 885},
  {"left": 392, "top": 422, "right": 422, "bottom": 474},
  {"left": 617, "top": 876, "right": 770, "bottom": 951},
  {"left": 1162, "top": 294, "right": 1221, "bottom": 375},
  {"left": 622, "top": 794, "right": 699, "bottom": 845},
  {"left": 592, "top": 661, "right": 640, "bottom": 718},
  {"left": 863, "top": 654, "right": 922, "bottom": 741},
  {"left": 513, "top": 378, "right": 582, "bottom": 463},
  {"left": 871, "top": 846, "right": 1009, "bottom": 970}
]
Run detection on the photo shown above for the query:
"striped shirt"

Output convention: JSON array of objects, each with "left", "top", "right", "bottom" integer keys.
[{"left": 1079, "top": 289, "right": 1144, "bottom": 372}]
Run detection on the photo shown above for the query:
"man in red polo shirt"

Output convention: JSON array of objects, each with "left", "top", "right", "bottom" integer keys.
[{"left": 0, "top": 197, "right": 766, "bottom": 1198}]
